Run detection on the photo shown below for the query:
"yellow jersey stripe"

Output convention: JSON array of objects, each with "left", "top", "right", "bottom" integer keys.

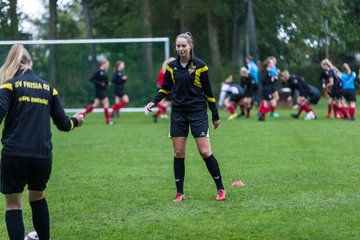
[
  {"left": 0, "top": 83, "right": 13, "bottom": 91},
  {"left": 166, "top": 65, "right": 175, "bottom": 83},
  {"left": 159, "top": 89, "right": 169, "bottom": 94},
  {"left": 205, "top": 95, "right": 216, "bottom": 103},
  {"left": 70, "top": 119, "right": 74, "bottom": 130},
  {"left": 52, "top": 88, "right": 58, "bottom": 96},
  {"left": 194, "top": 66, "right": 208, "bottom": 88}
]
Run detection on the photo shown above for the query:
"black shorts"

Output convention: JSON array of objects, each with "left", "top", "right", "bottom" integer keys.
[
  {"left": 261, "top": 87, "right": 274, "bottom": 100},
  {"left": 228, "top": 94, "right": 243, "bottom": 102},
  {"left": 244, "top": 90, "right": 254, "bottom": 98},
  {"left": 308, "top": 85, "right": 321, "bottom": 105},
  {"left": 328, "top": 87, "right": 342, "bottom": 100},
  {"left": 96, "top": 89, "right": 107, "bottom": 100},
  {"left": 0, "top": 154, "right": 52, "bottom": 194},
  {"left": 115, "top": 89, "right": 125, "bottom": 98},
  {"left": 342, "top": 89, "right": 356, "bottom": 102},
  {"left": 170, "top": 111, "right": 209, "bottom": 138}
]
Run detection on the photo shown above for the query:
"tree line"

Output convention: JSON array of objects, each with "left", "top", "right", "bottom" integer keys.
[{"left": 0, "top": 0, "right": 359, "bottom": 106}]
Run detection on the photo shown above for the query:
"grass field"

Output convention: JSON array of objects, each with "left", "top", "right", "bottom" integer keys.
[{"left": 1, "top": 99, "right": 360, "bottom": 239}]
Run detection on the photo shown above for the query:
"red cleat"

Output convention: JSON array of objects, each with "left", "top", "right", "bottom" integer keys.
[
  {"left": 216, "top": 189, "right": 226, "bottom": 201},
  {"left": 173, "top": 193, "right": 185, "bottom": 202}
]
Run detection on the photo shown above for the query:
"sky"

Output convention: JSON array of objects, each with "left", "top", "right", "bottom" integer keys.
[
  {"left": 17, "top": 0, "right": 73, "bottom": 34},
  {"left": 18, "top": 0, "right": 46, "bottom": 33}
]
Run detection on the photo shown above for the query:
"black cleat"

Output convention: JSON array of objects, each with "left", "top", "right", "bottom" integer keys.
[
  {"left": 152, "top": 114, "right": 158, "bottom": 123},
  {"left": 258, "top": 113, "right": 265, "bottom": 121},
  {"left": 291, "top": 113, "right": 299, "bottom": 119}
]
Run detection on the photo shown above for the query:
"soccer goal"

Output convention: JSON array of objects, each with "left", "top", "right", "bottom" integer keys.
[{"left": 0, "top": 37, "right": 170, "bottom": 112}]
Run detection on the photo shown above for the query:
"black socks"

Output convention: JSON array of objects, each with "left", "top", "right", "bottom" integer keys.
[
  {"left": 5, "top": 210, "right": 24, "bottom": 240},
  {"left": 204, "top": 154, "right": 224, "bottom": 190},
  {"left": 174, "top": 157, "right": 185, "bottom": 194},
  {"left": 30, "top": 198, "right": 50, "bottom": 240}
]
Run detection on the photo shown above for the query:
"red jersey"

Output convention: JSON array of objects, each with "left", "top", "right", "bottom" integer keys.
[{"left": 157, "top": 69, "right": 165, "bottom": 89}]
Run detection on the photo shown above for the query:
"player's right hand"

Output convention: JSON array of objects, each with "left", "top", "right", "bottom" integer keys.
[
  {"left": 73, "top": 112, "right": 84, "bottom": 127},
  {"left": 145, "top": 102, "right": 155, "bottom": 112},
  {"left": 213, "top": 119, "right": 220, "bottom": 129}
]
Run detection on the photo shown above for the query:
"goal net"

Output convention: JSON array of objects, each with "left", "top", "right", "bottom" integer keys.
[{"left": 0, "top": 38, "right": 170, "bottom": 110}]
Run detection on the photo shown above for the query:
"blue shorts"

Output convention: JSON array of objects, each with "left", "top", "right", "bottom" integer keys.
[{"left": 170, "top": 111, "right": 209, "bottom": 138}]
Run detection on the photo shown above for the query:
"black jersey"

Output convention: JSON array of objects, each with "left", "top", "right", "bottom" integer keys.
[
  {"left": 90, "top": 69, "right": 108, "bottom": 91},
  {"left": 321, "top": 69, "right": 340, "bottom": 88},
  {"left": 241, "top": 75, "right": 258, "bottom": 93},
  {"left": 288, "top": 75, "right": 310, "bottom": 97},
  {"left": 261, "top": 68, "right": 276, "bottom": 88},
  {"left": 0, "top": 69, "right": 78, "bottom": 159},
  {"left": 152, "top": 57, "right": 219, "bottom": 120},
  {"left": 112, "top": 70, "right": 126, "bottom": 94}
]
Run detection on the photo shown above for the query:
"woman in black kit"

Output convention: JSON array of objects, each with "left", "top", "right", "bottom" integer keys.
[
  {"left": 146, "top": 32, "right": 226, "bottom": 202},
  {"left": 111, "top": 60, "right": 129, "bottom": 118},
  {"left": 0, "top": 44, "right": 84, "bottom": 240},
  {"left": 280, "top": 70, "right": 317, "bottom": 120},
  {"left": 240, "top": 67, "right": 258, "bottom": 118},
  {"left": 82, "top": 59, "right": 113, "bottom": 124}
]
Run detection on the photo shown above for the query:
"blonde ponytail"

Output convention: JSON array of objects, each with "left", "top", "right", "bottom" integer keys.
[{"left": 0, "top": 44, "right": 32, "bottom": 84}]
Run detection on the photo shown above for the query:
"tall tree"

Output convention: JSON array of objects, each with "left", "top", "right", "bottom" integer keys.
[
  {"left": 82, "top": 0, "right": 97, "bottom": 68},
  {"left": 207, "top": 11, "right": 221, "bottom": 68},
  {"left": 246, "top": 0, "right": 259, "bottom": 60},
  {"left": 231, "top": 0, "right": 245, "bottom": 69},
  {"left": 9, "top": 0, "right": 18, "bottom": 39},
  {"left": 0, "top": 0, "right": 20, "bottom": 40},
  {"left": 141, "top": 0, "right": 152, "bottom": 82},
  {"left": 180, "top": 0, "right": 190, "bottom": 32},
  {"left": 48, "top": 0, "right": 57, "bottom": 85}
]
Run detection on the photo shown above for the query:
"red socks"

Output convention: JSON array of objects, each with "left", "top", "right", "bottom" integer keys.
[
  {"left": 301, "top": 103, "right": 312, "bottom": 113},
  {"left": 339, "top": 107, "right": 349, "bottom": 119},
  {"left": 82, "top": 105, "right": 94, "bottom": 116},
  {"left": 327, "top": 104, "right": 332, "bottom": 117},
  {"left": 297, "top": 107, "right": 303, "bottom": 116},
  {"left": 227, "top": 105, "right": 235, "bottom": 115},
  {"left": 155, "top": 103, "right": 167, "bottom": 116},
  {"left": 118, "top": 101, "right": 127, "bottom": 109},
  {"left": 333, "top": 104, "right": 339, "bottom": 118},
  {"left": 259, "top": 101, "right": 272, "bottom": 115},
  {"left": 104, "top": 108, "right": 110, "bottom": 123},
  {"left": 111, "top": 102, "right": 128, "bottom": 115},
  {"left": 270, "top": 105, "right": 275, "bottom": 113},
  {"left": 349, "top": 107, "right": 355, "bottom": 119}
]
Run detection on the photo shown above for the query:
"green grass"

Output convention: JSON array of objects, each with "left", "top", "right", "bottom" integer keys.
[{"left": 1, "top": 99, "right": 360, "bottom": 239}]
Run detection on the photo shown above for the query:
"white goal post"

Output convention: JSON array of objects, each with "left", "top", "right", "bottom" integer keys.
[
  {"left": 0, "top": 37, "right": 170, "bottom": 60},
  {"left": 0, "top": 37, "right": 170, "bottom": 113}
]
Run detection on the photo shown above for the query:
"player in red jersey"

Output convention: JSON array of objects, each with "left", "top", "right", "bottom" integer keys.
[{"left": 152, "top": 58, "right": 176, "bottom": 123}]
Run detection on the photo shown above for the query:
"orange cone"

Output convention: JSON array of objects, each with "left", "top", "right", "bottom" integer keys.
[{"left": 231, "top": 180, "right": 245, "bottom": 187}]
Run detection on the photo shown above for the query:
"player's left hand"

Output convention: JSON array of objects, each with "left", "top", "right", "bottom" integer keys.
[{"left": 213, "top": 119, "right": 220, "bottom": 129}]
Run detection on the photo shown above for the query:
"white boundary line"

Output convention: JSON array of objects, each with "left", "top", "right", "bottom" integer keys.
[{"left": 64, "top": 107, "right": 157, "bottom": 113}]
